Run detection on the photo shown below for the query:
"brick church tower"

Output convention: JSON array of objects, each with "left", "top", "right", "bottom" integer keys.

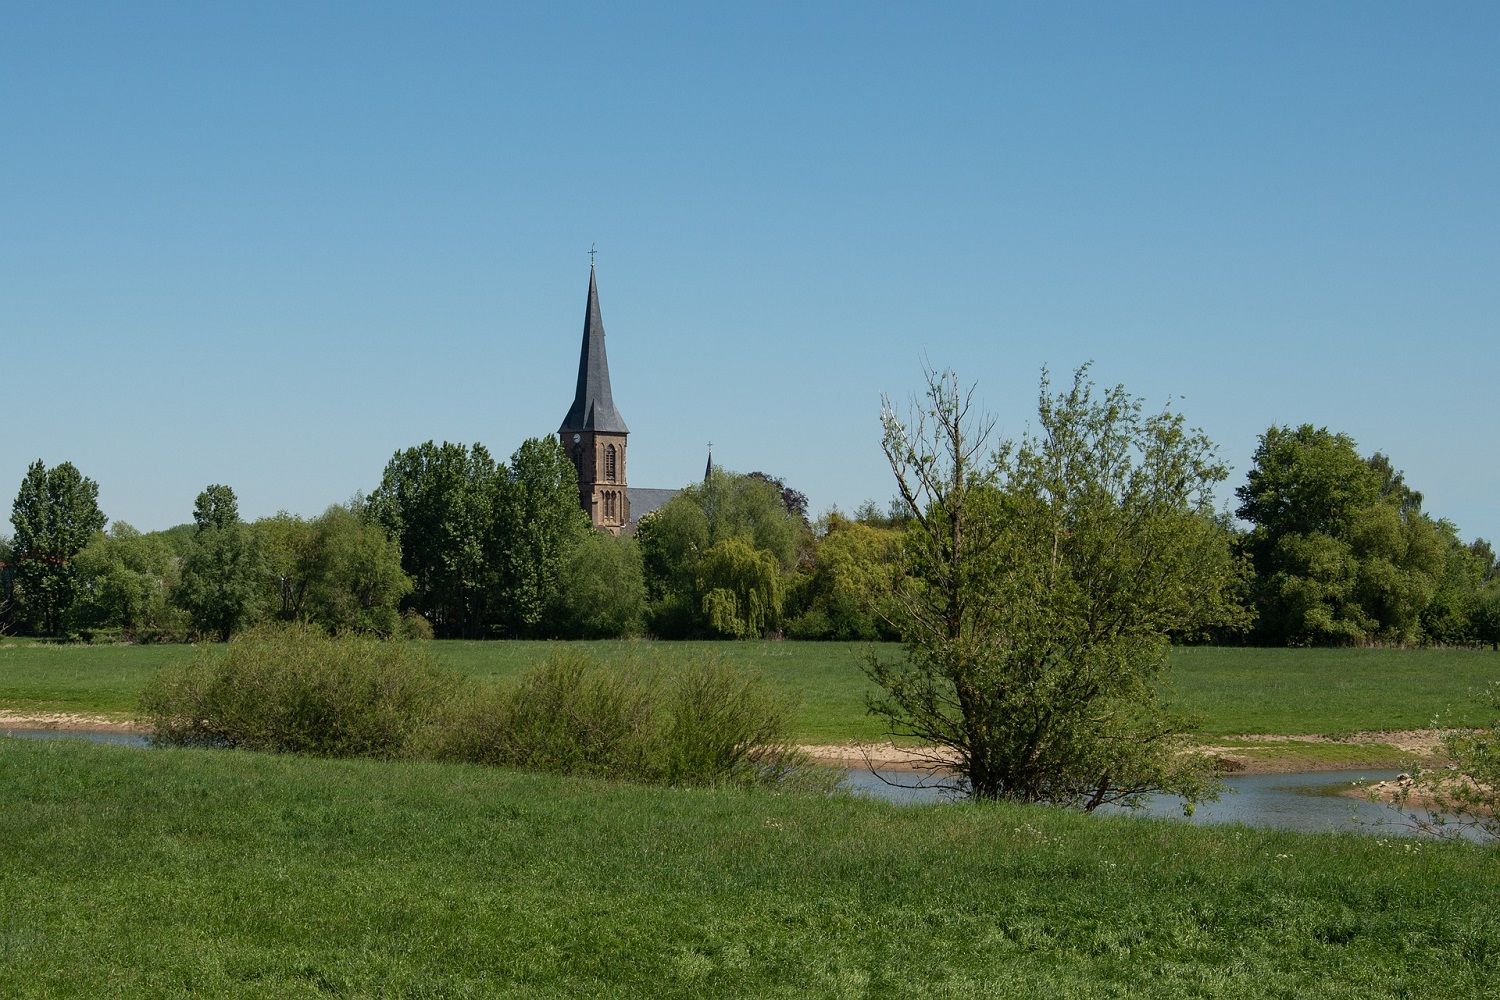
[{"left": 559, "top": 265, "right": 630, "bottom": 533}]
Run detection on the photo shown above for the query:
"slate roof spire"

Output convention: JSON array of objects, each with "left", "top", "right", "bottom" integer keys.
[{"left": 559, "top": 265, "right": 629, "bottom": 434}]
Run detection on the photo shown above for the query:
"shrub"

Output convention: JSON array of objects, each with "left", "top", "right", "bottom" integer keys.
[
  {"left": 654, "top": 653, "right": 808, "bottom": 787},
  {"left": 1400, "top": 682, "right": 1500, "bottom": 841},
  {"left": 417, "top": 649, "right": 655, "bottom": 776},
  {"left": 418, "top": 648, "right": 828, "bottom": 790},
  {"left": 399, "top": 609, "right": 435, "bottom": 641},
  {"left": 139, "top": 624, "right": 459, "bottom": 757},
  {"left": 140, "top": 629, "right": 829, "bottom": 791}
]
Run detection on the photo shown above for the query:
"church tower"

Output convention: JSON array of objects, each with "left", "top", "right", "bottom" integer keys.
[{"left": 559, "top": 265, "right": 630, "bottom": 533}]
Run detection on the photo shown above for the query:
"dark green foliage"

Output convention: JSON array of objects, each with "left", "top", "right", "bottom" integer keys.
[
  {"left": 191, "top": 484, "right": 239, "bottom": 530},
  {"left": 255, "top": 503, "right": 413, "bottom": 635},
  {"left": 369, "top": 440, "right": 501, "bottom": 638},
  {"left": 8, "top": 460, "right": 108, "bottom": 636},
  {"left": 786, "top": 513, "right": 901, "bottom": 640},
  {"left": 492, "top": 437, "right": 593, "bottom": 637},
  {"left": 370, "top": 438, "right": 596, "bottom": 639},
  {"left": 1237, "top": 426, "right": 1452, "bottom": 645},
  {"left": 139, "top": 624, "right": 458, "bottom": 756},
  {"left": 173, "top": 486, "right": 266, "bottom": 641}
]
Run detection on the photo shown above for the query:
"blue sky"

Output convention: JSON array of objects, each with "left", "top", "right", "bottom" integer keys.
[{"left": 4, "top": 2, "right": 1497, "bottom": 542}]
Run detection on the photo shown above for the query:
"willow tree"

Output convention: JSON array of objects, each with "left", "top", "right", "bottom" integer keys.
[{"left": 866, "top": 367, "right": 1248, "bottom": 808}]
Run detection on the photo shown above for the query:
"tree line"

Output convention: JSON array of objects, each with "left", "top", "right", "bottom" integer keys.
[{"left": 2, "top": 416, "right": 1497, "bottom": 648}]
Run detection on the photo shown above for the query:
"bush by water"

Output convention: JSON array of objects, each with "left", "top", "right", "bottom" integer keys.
[{"left": 139, "top": 627, "right": 822, "bottom": 789}]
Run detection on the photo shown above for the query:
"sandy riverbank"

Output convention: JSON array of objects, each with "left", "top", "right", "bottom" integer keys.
[
  {"left": 0, "top": 711, "right": 148, "bottom": 734},
  {"left": 800, "top": 730, "right": 1447, "bottom": 777},
  {"left": 1, "top": 712, "right": 1450, "bottom": 779}
]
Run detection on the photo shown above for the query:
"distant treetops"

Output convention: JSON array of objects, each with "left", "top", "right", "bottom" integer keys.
[{"left": 2, "top": 422, "right": 1495, "bottom": 647}]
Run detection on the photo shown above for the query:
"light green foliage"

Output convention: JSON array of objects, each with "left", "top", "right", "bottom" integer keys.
[
  {"left": 369, "top": 441, "right": 501, "bottom": 638},
  {"left": 551, "top": 531, "right": 646, "bottom": 638},
  {"left": 173, "top": 485, "right": 267, "bottom": 641},
  {"left": 69, "top": 523, "right": 185, "bottom": 640},
  {"left": 493, "top": 437, "right": 593, "bottom": 637},
  {"left": 787, "top": 513, "right": 901, "bottom": 640},
  {"left": 638, "top": 470, "right": 802, "bottom": 637},
  {"left": 253, "top": 504, "right": 412, "bottom": 635},
  {"left": 1237, "top": 427, "right": 1453, "bottom": 645},
  {"left": 868, "top": 367, "right": 1245, "bottom": 807},
  {"left": 140, "top": 624, "right": 458, "bottom": 756},
  {"left": 696, "top": 537, "right": 784, "bottom": 638},
  {"left": 8, "top": 460, "right": 108, "bottom": 636},
  {"left": 636, "top": 494, "right": 709, "bottom": 601}
]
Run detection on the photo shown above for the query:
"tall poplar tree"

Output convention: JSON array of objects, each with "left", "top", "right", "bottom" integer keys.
[{"left": 9, "top": 460, "right": 107, "bottom": 635}]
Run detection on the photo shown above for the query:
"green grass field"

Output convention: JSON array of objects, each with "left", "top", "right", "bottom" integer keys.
[
  {"left": 1, "top": 736, "right": 1496, "bottom": 999},
  {"left": 2, "top": 639, "right": 1496, "bottom": 741}
]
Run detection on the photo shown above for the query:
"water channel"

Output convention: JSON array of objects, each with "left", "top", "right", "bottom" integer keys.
[
  {"left": 1, "top": 727, "right": 1451, "bottom": 839},
  {"left": 843, "top": 765, "right": 1442, "bottom": 838}
]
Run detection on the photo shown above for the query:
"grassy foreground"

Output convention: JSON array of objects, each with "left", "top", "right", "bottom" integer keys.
[
  {"left": 2, "top": 639, "right": 1497, "bottom": 742},
  {"left": 2, "top": 737, "right": 1497, "bottom": 999}
]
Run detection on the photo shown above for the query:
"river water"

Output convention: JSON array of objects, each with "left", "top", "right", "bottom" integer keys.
[
  {"left": 0, "top": 727, "right": 1455, "bottom": 839},
  {"left": 841, "top": 765, "right": 1452, "bottom": 838}
]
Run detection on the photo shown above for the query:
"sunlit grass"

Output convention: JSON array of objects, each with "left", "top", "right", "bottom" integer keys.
[
  {"left": 2, "top": 639, "right": 1497, "bottom": 744},
  {"left": 0, "top": 736, "right": 1495, "bottom": 998}
]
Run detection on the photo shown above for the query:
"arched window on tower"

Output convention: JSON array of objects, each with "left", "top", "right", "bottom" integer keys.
[{"left": 605, "top": 444, "right": 617, "bottom": 483}]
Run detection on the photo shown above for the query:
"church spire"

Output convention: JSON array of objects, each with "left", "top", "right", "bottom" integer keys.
[{"left": 559, "top": 266, "right": 628, "bottom": 434}]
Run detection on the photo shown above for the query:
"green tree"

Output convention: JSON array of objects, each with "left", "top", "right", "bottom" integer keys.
[
  {"left": 0, "top": 533, "right": 13, "bottom": 633},
  {"left": 552, "top": 532, "right": 646, "bottom": 638},
  {"left": 866, "top": 367, "right": 1245, "bottom": 807},
  {"left": 1237, "top": 426, "right": 1450, "bottom": 644},
  {"left": 174, "top": 485, "right": 267, "bottom": 641},
  {"left": 193, "top": 484, "right": 240, "bottom": 530},
  {"left": 253, "top": 504, "right": 413, "bottom": 635},
  {"left": 9, "top": 460, "right": 108, "bottom": 636},
  {"left": 369, "top": 442, "right": 500, "bottom": 638},
  {"left": 697, "top": 537, "right": 785, "bottom": 639},
  {"left": 787, "top": 513, "right": 901, "bottom": 640},
  {"left": 493, "top": 437, "right": 592, "bottom": 637},
  {"left": 637, "top": 470, "right": 802, "bottom": 637},
  {"left": 70, "top": 523, "right": 184, "bottom": 639}
]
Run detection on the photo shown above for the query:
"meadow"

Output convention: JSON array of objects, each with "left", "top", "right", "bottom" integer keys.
[
  {"left": 2, "top": 639, "right": 1496, "bottom": 742},
  {"left": 1, "top": 735, "right": 1496, "bottom": 999}
]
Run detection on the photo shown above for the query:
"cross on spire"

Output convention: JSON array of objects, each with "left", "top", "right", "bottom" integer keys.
[{"left": 588, "top": 243, "right": 598, "bottom": 268}]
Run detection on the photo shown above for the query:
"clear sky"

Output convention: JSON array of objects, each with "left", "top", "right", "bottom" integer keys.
[{"left": 4, "top": 2, "right": 1496, "bottom": 542}]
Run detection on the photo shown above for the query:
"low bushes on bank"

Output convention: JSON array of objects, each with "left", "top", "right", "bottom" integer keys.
[
  {"left": 138, "top": 624, "right": 457, "bottom": 756},
  {"left": 138, "top": 627, "right": 823, "bottom": 790}
]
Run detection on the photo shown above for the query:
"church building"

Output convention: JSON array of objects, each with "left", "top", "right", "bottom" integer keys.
[{"left": 558, "top": 264, "right": 677, "bottom": 535}]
